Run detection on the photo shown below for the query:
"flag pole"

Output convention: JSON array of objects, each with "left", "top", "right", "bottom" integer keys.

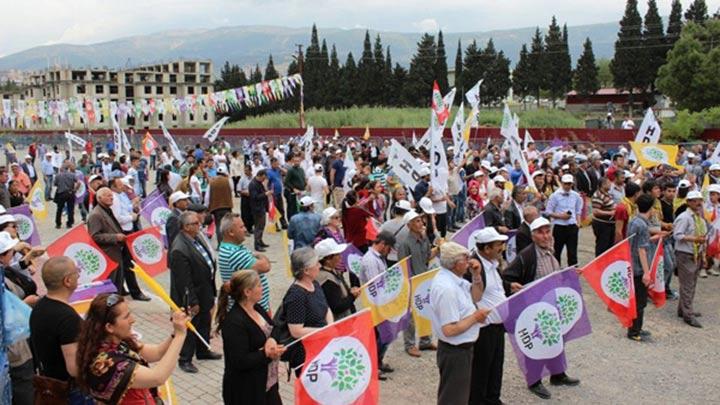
[
  {"left": 130, "top": 262, "right": 211, "bottom": 350},
  {"left": 283, "top": 308, "right": 371, "bottom": 350}
]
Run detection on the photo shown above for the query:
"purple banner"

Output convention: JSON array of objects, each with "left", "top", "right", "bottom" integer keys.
[
  {"left": 377, "top": 311, "right": 411, "bottom": 345},
  {"left": 141, "top": 194, "right": 172, "bottom": 242},
  {"left": 451, "top": 214, "right": 486, "bottom": 250},
  {"left": 341, "top": 243, "right": 364, "bottom": 275},
  {"left": 495, "top": 268, "right": 592, "bottom": 385},
  {"left": 8, "top": 204, "right": 41, "bottom": 245},
  {"left": 69, "top": 279, "right": 118, "bottom": 303}
]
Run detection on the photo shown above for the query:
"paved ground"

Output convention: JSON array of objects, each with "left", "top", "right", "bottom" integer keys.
[{"left": 25, "top": 156, "right": 720, "bottom": 404}]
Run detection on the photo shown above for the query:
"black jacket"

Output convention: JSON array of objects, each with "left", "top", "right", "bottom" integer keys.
[
  {"left": 502, "top": 243, "right": 539, "bottom": 296},
  {"left": 483, "top": 202, "right": 506, "bottom": 231},
  {"left": 165, "top": 208, "right": 183, "bottom": 249},
  {"left": 169, "top": 232, "right": 217, "bottom": 311},
  {"left": 221, "top": 303, "right": 276, "bottom": 405},
  {"left": 575, "top": 169, "right": 592, "bottom": 195},
  {"left": 515, "top": 222, "right": 533, "bottom": 253},
  {"left": 248, "top": 178, "right": 269, "bottom": 214},
  {"left": 504, "top": 202, "right": 522, "bottom": 230}
]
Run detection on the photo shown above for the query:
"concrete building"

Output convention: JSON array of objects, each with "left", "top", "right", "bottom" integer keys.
[{"left": 1, "top": 59, "right": 214, "bottom": 128}]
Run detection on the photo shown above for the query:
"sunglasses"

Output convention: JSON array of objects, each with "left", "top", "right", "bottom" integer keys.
[{"left": 104, "top": 293, "right": 121, "bottom": 324}]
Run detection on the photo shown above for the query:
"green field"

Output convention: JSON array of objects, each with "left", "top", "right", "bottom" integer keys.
[{"left": 227, "top": 106, "right": 586, "bottom": 128}]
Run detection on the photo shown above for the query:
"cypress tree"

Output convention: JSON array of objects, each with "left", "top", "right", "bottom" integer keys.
[
  {"left": 357, "top": 30, "right": 375, "bottom": 106},
  {"left": 304, "top": 24, "right": 323, "bottom": 108},
  {"left": 403, "top": 33, "right": 437, "bottom": 107},
  {"left": 251, "top": 64, "right": 263, "bottom": 83},
  {"left": 372, "top": 34, "right": 386, "bottom": 105},
  {"left": 684, "top": 0, "right": 709, "bottom": 23},
  {"left": 643, "top": 0, "right": 666, "bottom": 92},
  {"left": 435, "top": 30, "right": 450, "bottom": 93},
  {"left": 560, "top": 24, "right": 573, "bottom": 100},
  {"left": 485, "top": 50, "right": 512, "bottom": 105},
  {"left": 611, "top": 0, "right": 645, "bottom": 113},
  {"left": 513, "top": 44, "right": 533, "bottom": 104},
  {"left": 454, "top": 39, "right": 463, "bottom": 105},
  {"left": 339, "top": 52, "right": 358, "bottom": 108},
  {"left": 479, "top": 39, "right": 497, "bottom": 105},
  {"left": 264, "top": 55, "right": 279, "bottom": 80},
  {"left": 326, "top": 45, "right": 341, "bottom": 108},
  {"left": 667, "top": 0, "right": 684, "bottom": 47},
  {"left": 528, "top": 28, "right": 545, "bottom": 106},
  {"left": 383, "top": 47, "right": 394, "bottom": 105},
  {"left": 463, "top": 40, "right": 482, "bottom": 106},
  {"left": 574, "top": 37, "right": 600, "bottom": 109},
  {"left": 393, "top": 63, "right": 409, "bottom": 106},
  {"left": 544, "top": 16, "right": 568, "bottom": 107}
]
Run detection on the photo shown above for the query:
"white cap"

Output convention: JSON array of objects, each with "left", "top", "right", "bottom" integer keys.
[
  {"left": 493, "top": 175, "right": 506, "bottom": 183},
  {"left": 562, "top": 164, "right": 570, "bottom": 171},
  {"left": 530, "top": 217, "right": 551, "bottom": 232},
  {"left": 481, "top": 161, "right": 492, "bottom": 171},
  {"left": 473, "top": 170, "right": 485, "bottom": 177},
  {"left": 89, "top": 174, "right": 103, "bottom": 183},
  {"left": 169, "top": 191, "right": 190, "bottom": 205},
  {"left": 419, "top": 197, "right": 435, "bottom": 214},
  {"left": 473, "top": 228, "right": 508, "bottom": 244},
  {"left": 321, "top": 207, "right": 339, "bottom": 225},
  {"left": 81, "top": 151, "right": 88, "bottom": 155},
  {"left": 403, "top": 210, "right": 421, "bottom": 224},
  {"left": 561, "top": 174, "right": 575, "bottom": 183},
  {"left": 708, "top": 184, "right": 720, "bottom": 194},
  {"left": 0, "top": 214, "right": 15, "bottom": 226},
  {"left": 678, "top": 179, "right": 691, "bottom": 188},
  {"left": 576, "top": 154, "right": 588, "bottom": 163},
  {"left": 711, "top": 164, "right": 720, "bottom": 171},
  {"left": 619, "top": 147, "right": 628, "bottom": 154},
  {"left": 314, "top": 164, "right": 323, "bottom": 172},
  {"left": 686, "top": 190, "right": 704, "bottom": 200},
  {"left": 335, "top": 148, "right": 343, "bottom": 154},
  {"left": 0, "top": 205, "right": 5, "bottom": 215},
  {"left": 498, "top": 167, "right": 509, "bottom": 174},
  {"left": 0, "top": 231, "right": 17, "bottom": 254},
  {"left": 24, "top": 154, "right": 32, "bottom": 160},
  {"left": 688, "top": 152, "right": 696, "bottom": 159},
  {"left": 394, "top": 200, "right": 413, "bottom": 212},
  {"left": 624, "top": 170, "right": 633, "bottom": 179},
  {"left": 9, "top": 162, "right": 18, "bottom": 167},
  {"left": 315, "top": 238, "right": 348, "bottom": 260},
  {"left": 45, "top": 152, "right": 52, "bottom": 157},
  {"left": 531, "top": 170, "right": 545, "bottom": 179},
  {"left": 300, "top": 196, "right": 315, "bottom": 207},
  {"left": 419, "top": 167, "right": 431, "bottom": 177},
  {"left": 217, "top": 166, "right": 227, "bottom": 175}
]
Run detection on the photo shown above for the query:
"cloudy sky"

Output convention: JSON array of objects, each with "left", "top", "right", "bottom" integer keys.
[{"left": 3, "top": 0, "right": 719, "bottom": 57}]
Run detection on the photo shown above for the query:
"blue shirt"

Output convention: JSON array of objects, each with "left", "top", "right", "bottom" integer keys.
[
  {"left": 628, "top": 215, "right": 654, "bottom": 276},
  {"left": 218, "top": 241, "right": 270, "bottom": 311},
  {"left": 288, "top": 211, "right": 322, "bottom": 249},
  {"left": 267, "top": 168, "right": 283, "bottom": 196},
  {"left": 331, "top": 159, "right": 346, "bottom": 187},
  {"left": 546, "top": 188, "right": 583, "bottom": 226}
]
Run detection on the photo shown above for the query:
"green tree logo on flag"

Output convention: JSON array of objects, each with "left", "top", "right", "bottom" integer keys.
[
  {"left": 532, "top": 309, "right": 562, "bottom": 346},
  {"left": 14, "top": 215, "right": 33, "bottom": 241},
  {"left": 600, "top": 261, "right": 632, "bottom": 306},
  {"left": 132, "top": 234, "right": 163, "bottom": 264},
  {"left": 65, "top": 243, "right": 107, "bottom": 284},
  {"left": 151, "top": 207, "right": 173, "bottom": 235},
  {"left": 515, "top": 302, "right": 564, "bottom": 360},
  {"left": 642, "top": 146, "right": 668, "bottom": 163},
  {"left": 384, "top": 266, "right": 402, "bottom": 294}
]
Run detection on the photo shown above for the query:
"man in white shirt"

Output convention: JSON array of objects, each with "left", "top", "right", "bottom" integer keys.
[
  {"left": 307, "top": 164, "right": 329, "bottom": 213},
  {"left": 621, "top": 115, "right": 636, "bottom": 130},
  {"left": 430, "top": 241, "right": 490, "bottom": 404},
  {"left": 545, "top": 174, "right": 583, "bottom": 266}
]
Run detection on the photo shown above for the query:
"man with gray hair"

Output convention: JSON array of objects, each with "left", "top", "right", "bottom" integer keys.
[
  {"left": 430, "top": 241, "right": 491, "bottom": 405},
  {"left": 217, "top": 213, "right": 272, "bottom": 311},
  {"left": 516, "top": 206, "right": 540, "bottom": 253},
  {"left": 170, "top": 211, "right": 221, "bottom": 373},
  {"left": 483, "top": 188, "right": 509, "bottom": 235},
  {"left": 53, "top": 160, "right": 80, "bottom": 229}
]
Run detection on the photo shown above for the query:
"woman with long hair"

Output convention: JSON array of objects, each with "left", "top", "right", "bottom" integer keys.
[
  {"left": 75, "top": 293, "right": 187, "bottom": 405},
  {"left": 215, "top": 270, "right": 285, "bottom": 405},
  {"left": 156, "top": 169, "right": 173, "bottom": 203}
]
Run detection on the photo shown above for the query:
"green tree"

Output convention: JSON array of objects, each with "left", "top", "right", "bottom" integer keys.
[
  {"left": 403, "top": 33, "right": 437, "bottom": 107},
  {"left": 454, "top": 39, "right": 463, "bottom": 105},
  {"left": 513, "top": 44, "right": 533, "bottom": 105},
  {"left": 462, "top": 40, "right": 482, "bottom": 104},
  {"left": 643, "top": 0, "right": 666, "bottom": 92},
  {"left": 304, "top": 24, "right": 324, "bottom": 108},
  {"left": 392, "top": 63, "right": 409, "bottom": 106},
  {"left": 657, "top": 20, "right": 720, "bottom": 111},
  {"left": 383, "top": 47, "right": 394, "bottom": 105},
  {"left": 597, "top": 58, "right": 613, "bottom": 87},
  {"left": 544, "top": 17, "right": 571, "bottom": 107},
  {"left": 371, "top": 34, "right": 386, "bottom": 105},
  {"left": 573, "top": 38, "right": 600, "bottom": 109},
  {"left": 611, "top": 0, "right": 645, "bottom": 113},
  {"left": 685, "top": 0, "right": 709, "bottom": 24},
  {"left": 435, "top": 30, "right": 450, "bottom": 93},
  {"left": 528, "top": 28, "right": 545, "bottom": 106},
  {"left": 339, "top": 52, "right": 358, "bottom": 108},
  {"left": 326, "top": 45, "right": 342, "bottom": 108},
  {"left": 485, "top": 50, "right": 512, "bottom": 105},
  {"left": 667, "top": 0, "right": 684, "bottom": 47},
  {"left": 357, "top": 30, "right": 375, "bottom": 106},
  {"left": 264, "top": 54, "right": 279, "bottom": 80}
]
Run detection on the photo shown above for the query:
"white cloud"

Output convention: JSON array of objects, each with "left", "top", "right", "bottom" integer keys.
[{"left": 412, "top": 18, "right": 440, "bottom": 33}]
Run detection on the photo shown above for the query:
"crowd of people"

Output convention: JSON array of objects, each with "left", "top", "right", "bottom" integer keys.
[{"left": 0, "top": 130, "right": 717, "bottom": 404}]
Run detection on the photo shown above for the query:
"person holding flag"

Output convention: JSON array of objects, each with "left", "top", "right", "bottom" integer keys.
[
  {"left": 429, "top": 241, "right": 491, "bottom": 405},
  {"left": 546, "top": 174, "right": 583, "bottom": 267}
]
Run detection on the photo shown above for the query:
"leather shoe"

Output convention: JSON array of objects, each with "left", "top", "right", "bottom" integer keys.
[
  {"left": 378, "top": 371, "right": 388, "bottom": 381},
  {"left": 405, "top": 347, "right": 421, "bottom": 358},
  {"left": 255, "top": 246, "right": 266, "bottom": 252},
  {"left": 419, "top": 342, "right": 437, "bottom": 351},
  {"left": 379, "top": 363, "right": 394, "bottom": 373},
  {"left": 639, "top": 330, "right": 652, "bottom": 337},
  {"left": 259, "top": 241, "right": 270, "bottom": 248},
  {"left": 529, "top": 382, "right": 551, "bottom": 399},
  {"left": 678, "top": 311, "right": 702, "bottom": 318},
  {"left": 550, "top": 373, "right": 580, "bottom": 386},
  {"left": 685, "top": 318, "right": 703, "bottom": 328},
  {"left": 197, "top": 351, "right": 222, "bottom": 360},
  {"left": 179, "top": 362, "right": 198, "bottom": 373},
  {"left": 131, "top": 293, "right": 151, "bottom": 302}
]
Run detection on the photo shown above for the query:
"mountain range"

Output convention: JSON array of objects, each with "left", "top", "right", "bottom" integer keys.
[{"left": 0, "top": 23, "right": 625, "bottom": 74}]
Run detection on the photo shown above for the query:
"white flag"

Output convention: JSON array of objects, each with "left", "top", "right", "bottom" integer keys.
[
  {"left": 412, "top": 131, "right": 418, "bottom": 147},
  {"left": 120, "top": 128, "right": 131, "bottom": 154},
  {"left": 64, "top": 132, "right": 87, "bottom": 148},
  {"left": 500, "top": 104, "right": 522, "bottom": 145},
  {"left": 111, "top": 115, "right": 124, "bottom": 155},
  {"left": 431, "top": 123, "right": 449, "bottom": 194},
  {"left": 465, "top": 79, "right": 483, "bottom": 107},
  {"left": 202, "top": 116, "right": 230, "bottom": 143},
  {"left": 302, "top": 126, "right": 315, "bottom": 176},
  {"left": 523, "top": 130, "right": 535, "bottom": 150},
  {"left": 388, "top": 139, "right": 423, "bottom": 190},
  {"left": 450, "top": 102, "right": 466, "bottom": 166},
  {"left": 342, "top": 147, "right": 357, "bottom": 192},
  {"left": 628, "top": 108, "right": 662, "bottom": 162},
  {"left": 710, "top": 144, "right": 720, "bottom": 164},
  {"left": 159, "top": 121, "right": 184, "bottom": 161}
]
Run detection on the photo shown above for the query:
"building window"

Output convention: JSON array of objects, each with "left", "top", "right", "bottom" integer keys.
[
  {"left": 187, "top": 86, "right": 194, "bottom": 95},
  {"left": 127, "top": 116, "right": 136, "bottom": 126},
  {"left": 110, "top": 85, "right": 118, "bottom": 94},
  {"left": 144, "top": 86, "right": 152, "bottom": 94},
  {"left": 189, "top": 113, "right": 194, "bottom": 121},
  {"left": 144, "top": 114, "right": 149, "bottom": 122},
  {"left": 203, "top": 112, "right": 208, "bottom": 121},
  {"left": 201, "top": 86, "right": 208, "bottom": 94},
  {"left": 169, "top": 74, "right": 176, "bottom": 83},
  {"left": 171, "top": 114, "right": 177, "bottom": 121},
  {"left": 169, "top": 86, "right": 177, "bottom": 95},
  {"left": 126, "top": 87, "right": 134, "bottom": 98},
  {"left": 156, "top": 86, "right": 163, "bottom": 95},
  {"left": 95, "top": 85, "right": 104, "bottom": 94},
  {"left": 158, "top": 113, "right": 164, "bottom": 121},
  {"left": 185, "top": 75, "right": 196, "bottom": 83},
  {"left": 76, "top": 85, "right": 86, "bottom": 94}
]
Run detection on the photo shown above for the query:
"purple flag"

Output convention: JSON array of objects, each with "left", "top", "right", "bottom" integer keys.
[
  {"left": 377, "top": 312, "right": 411, "bottom": 345},
  {"left": 495, "top": 268, "right": 592, "bottom": 385},
  {"left": 69, "top": 279, "right": 117, "bottom": 302},
  {"left": 341, "top": 243, "right": 364, "bottom": 275},
  {"left": 451, "top": 214, "right": 486, "bottom": 250},
  {"left": 8, "top": 204, "right": 40, "bottom": 245},
  {"left": 141, "top": 194, "right": 172, "bottom": 246},
  {"left": 551, "top": 138, "right": 566, "bottom": 148}
]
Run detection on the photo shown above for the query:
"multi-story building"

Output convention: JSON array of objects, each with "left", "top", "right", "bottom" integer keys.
[{"left": 1, "top": 59, "right": 215, "bottom": 128}]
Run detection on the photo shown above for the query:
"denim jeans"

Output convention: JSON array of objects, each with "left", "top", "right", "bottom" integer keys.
[
  {"left": 454, "top": 193, "right": 466, "bottom": 223},
  {"left": 44, "top": 174, "right": 54, "bottom": 200}
]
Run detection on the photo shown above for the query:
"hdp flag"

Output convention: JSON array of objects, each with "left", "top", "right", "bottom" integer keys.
[
  {"left": 359, "top": 257, "right": 412, "bottom": 344},
  {"left": 580, "top": 238, "right": 637, "bottom": 327},
  {"left": 341, "top": 243, "right": 364, "bottom": 276},
  {"left": 126, "top": 226, "right": 168, "bottom": 277},
  {"left": 496, "top": 269, "right": 592, "bottom": 386},
  {"left": 140, "top": 194, "right": 172, "bottom": 246},
  {"left": 629, "top": 141, "right": 683, "bottom": 170},
  {"left": 142, "top": 131, "right": 159, "bottom": 157},
  {"left": 648, "top": 239, "right": 666, "bottom": 308},
  {"left": 410, "top": 268, "right": 440, "bottom": 338},
  {"left": 75, "top": 179, "right": 87, "bottom": 205},
  {"left": 281, "top": 230, "right": 294, "bottom": 279},
  {"left": 451, "top": 214, "right": 486, "bottom": 251},
  {"left": 69, "top": 279, "right": 117, "bottom": 303},
  {"left": 7, "top": 204, "right": 40, "bottom": 245},
  {"left": 295, "top": 309, "right": 378, "bottom": 405},
  {"left": 25, "top": 178, "right": 47, "bottom": 221},
  {"left": 46, "top": 225, "right": 118, "bottom": 284}
]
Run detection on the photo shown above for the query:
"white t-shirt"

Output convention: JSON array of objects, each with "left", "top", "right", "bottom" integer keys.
[
  {"left": 308, "top": 174, "right": 328, "bottom": 205},
  {"left": 189, "top": 175, "right": 202, "bottom": 199}
]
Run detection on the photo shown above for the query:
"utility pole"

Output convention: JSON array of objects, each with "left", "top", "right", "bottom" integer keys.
[{"left": 295, "top": 44, "right": 306, "bottom": 128}]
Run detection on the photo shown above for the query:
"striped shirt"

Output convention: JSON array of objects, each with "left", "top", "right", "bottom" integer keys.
[
  {"left": 535, "top": 246, "right": 561, "bottom": 279},
  {"left": 218, "top": 241, "right": 270, "bottom": 311},
  {"left": 591, "top": 189, "right": 615, "bottom": 222}
]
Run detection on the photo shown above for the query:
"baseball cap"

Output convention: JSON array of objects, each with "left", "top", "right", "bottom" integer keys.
[
  {"left": 530, "top": 217, "right": 551, "bottom": 232},
  {"left": 0, "top": 215, "right": 15, "bottom": 226},
  {"left": 677, "top": 179, "right": 691, "bottom": 188},
  {"left": 169, "top": 191, "right": 190, "bottom": 205},
  {"left": 300, "top": 196, "right": 315, "bottom": 207},
  {"left": 710, "top": 164, "right": 720, "bottom": 171},
  {"left": 419, "top": 167, "right": 431, "bottom": 177},
  {"left": 89, "top": 174, "right": 103, "bottom": 183},
  {"left": 531, "top": 170, "right": 545, "bottom": 179},
  {"left": 473, "top": 170, "right": 485, "bottom": 178},
  {"left": 481, "top": 161, "right": 493, "bottom": 171},
  {"left": 403, "top": 210, "right": 421, "bottom": 224},
  {"left": 492, "top": 175, "right": 506, "bottom": 183},
  {"left": 0, "top": 232, "right": 17, "bottom": 254},
  {"left": 315, "top": 238, "right": 348, "bottom": 259},
  {"left": 314, "top": 164, "right": 323, "bottom": 172},
  {"left": 322, "top": 207, "right": 338, "bottom": 225},
  {"left": 687, "top": 190, "right": 703, "bottom": 200},
  {"left": 419, "top": 197, "right": 435, "bottom": 214},
  {"left": 708, "top": 184, "right": 720, "bottom": 194},
  {"left": 217, "top": 166, "right": 227, "bottom": 175},
  {"left": 688, "top": 152, "right": 696, "bottom": 159},
  {"left": 561, "top": 174, "right": 575, "bottom": 183},
  {"left": 394, "top": 200, "right": 413, "bottom": 212},
  {"left": 24, "top": 155, "right": 32, "bottom": 160},
  {"left": 473, "top": 228, "right": 508, "bottom": 244}
]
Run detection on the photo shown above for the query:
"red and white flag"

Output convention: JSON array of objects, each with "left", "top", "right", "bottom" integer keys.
[
  {"left": 46, "top": 225, "right": 118, "bottom": 284},
  {"left": 648, "top": 239, "right": 666, "bottom": 308},
  {"left": 580, "top": 238, "right": 637, "bottom": 327},
  {"left": 431, "top": 80, "right": 449, "bottom": 125},
  {"left": 142, "top": 131, "right": 159, "bottom": 157},
  {"left": 295, "top": 309, "right": 378, "bottom": 405},
  {"left": 126, "top": 227, "right": 168, "bottom": 277}
]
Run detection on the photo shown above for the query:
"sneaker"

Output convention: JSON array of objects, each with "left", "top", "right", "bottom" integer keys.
[
  {"left": 405, "top": 347, "right": 421, "bottom": 358},
  {"left": 700, "top": 268, "right": 708, "bottom": 278},
  {"left": 708, "top": 268, "right": 720, "bottom": 276},
  {"left": 627, "top": 334, "right": 648, "bottom": 342}
]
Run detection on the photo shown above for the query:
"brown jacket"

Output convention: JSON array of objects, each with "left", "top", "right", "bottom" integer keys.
[
  {"left": 86, "top": 204, "right": 124, "bottom": 270},
  {"left": 207, "top": 175, "right": 233, "bottom": 213}
]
